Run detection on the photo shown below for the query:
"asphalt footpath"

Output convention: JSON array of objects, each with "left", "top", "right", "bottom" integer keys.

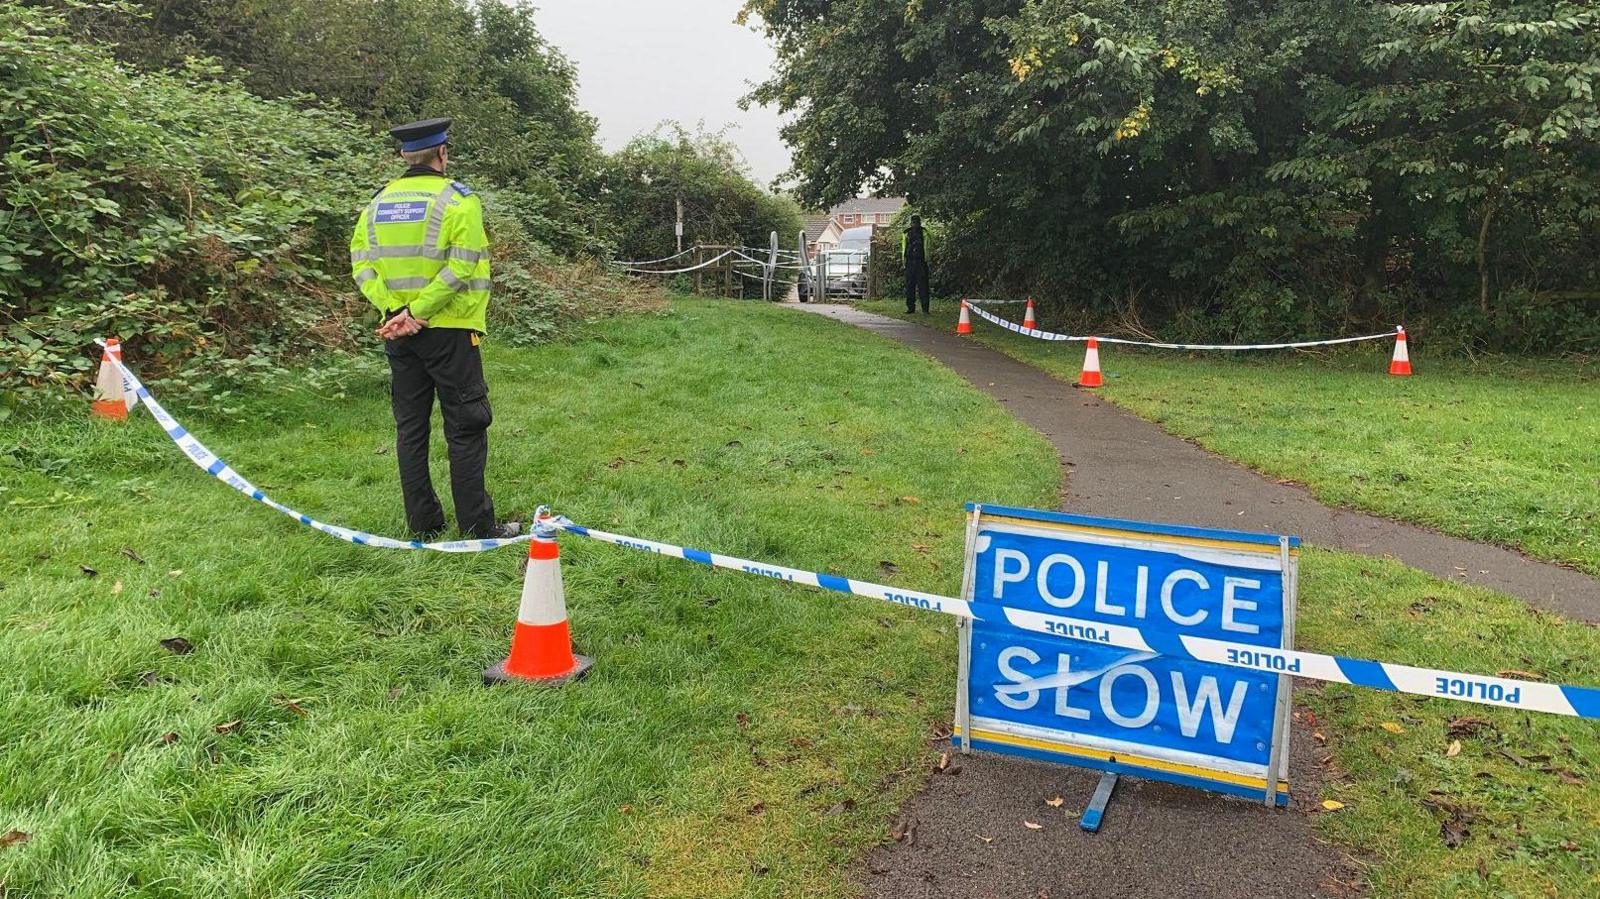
[{"left": 786, "top": 301, "right": 1600, "bottom": 899}]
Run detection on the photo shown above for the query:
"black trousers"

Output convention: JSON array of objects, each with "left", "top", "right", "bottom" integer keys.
[
  {"left": 384, "top": 326, "right": 496, "bottom": 537},
  {"left": 905, "top": 261, "right": 930, "bottom": 312}
]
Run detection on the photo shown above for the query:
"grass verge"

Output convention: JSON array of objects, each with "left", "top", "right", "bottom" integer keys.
[
  {"left": 5, "top": 298, "right": 1596, "bottom": 897},
  {"left": 859, "top": 299, "right": 1600, "bottom": 577},
  {"left": 0, "top": 298, "right": 1059, "bottom": 898},
  {"left": 858, "top": 298, "right": 1600, "bottom": 896}
]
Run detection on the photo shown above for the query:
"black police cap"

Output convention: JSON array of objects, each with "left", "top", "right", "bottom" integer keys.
[{"left": 389, "top": 117, "right": 452, "bottom": 152}]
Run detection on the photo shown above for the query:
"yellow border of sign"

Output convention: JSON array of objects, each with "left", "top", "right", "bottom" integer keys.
[
  {"left": 983, "top": 513, "right": 1301, "bottom": 559},
  {"left": 954, "top": 724, "right": 1291, "bottom": 795}
]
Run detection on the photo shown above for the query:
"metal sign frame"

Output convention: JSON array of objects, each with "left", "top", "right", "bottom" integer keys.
[{"left": 954, "top": 503, "right": 1297, "bottom": 806}]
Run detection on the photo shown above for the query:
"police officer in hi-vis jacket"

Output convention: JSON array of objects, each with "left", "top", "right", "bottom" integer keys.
[{"left": 350, "top": 117, "right": 518, "bottom": 541}]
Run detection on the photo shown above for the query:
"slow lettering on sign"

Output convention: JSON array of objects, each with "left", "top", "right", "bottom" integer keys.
[{"left": 954, "top": 505, "right": 1297, "bottom": 805}]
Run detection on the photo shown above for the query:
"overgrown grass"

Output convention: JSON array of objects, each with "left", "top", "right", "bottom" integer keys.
[
  {"left": 4, "top": 299, "right": 1597, "bottom": 897},
  {"left": 859, "top": 299, "right": 1600, "bottom": 576},
  {"left": 0, "top": 299, "right": 1059, "bottom": 898}
]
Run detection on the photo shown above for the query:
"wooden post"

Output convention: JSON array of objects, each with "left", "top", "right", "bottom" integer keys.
[{"left": 694, "top": 245, "right": 703, "bottom": 296}]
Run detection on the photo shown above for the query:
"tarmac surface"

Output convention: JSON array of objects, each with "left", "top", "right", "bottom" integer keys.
[
  {"left": 787, "top": 301, "right": 1600, "bottom": 899},
  {"left": 792, "top": 303, "right": 1600, "bottom": 624}
]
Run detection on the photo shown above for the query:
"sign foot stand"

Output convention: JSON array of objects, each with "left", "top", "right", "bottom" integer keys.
[{"left": 1078, "top": 772, "right": 1119, "bottom": 833}]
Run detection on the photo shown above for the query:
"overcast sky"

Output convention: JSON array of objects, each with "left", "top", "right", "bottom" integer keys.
[{"left": 534, "top": 1, "right": 793, "bottom": 187}]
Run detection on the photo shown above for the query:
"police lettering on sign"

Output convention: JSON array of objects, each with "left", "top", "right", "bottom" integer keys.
[{"left": 953, "top": 504, "right": 1298, "bottom": 805}]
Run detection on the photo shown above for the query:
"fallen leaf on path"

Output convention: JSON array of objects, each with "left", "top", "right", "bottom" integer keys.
[
  {"left": 214, "top": 720, "right": 242, "bottom": 735},
  {"left": 1440, "top": 816, "right": 1469, "bottom": 848},
  {"left": 1559, "top": 840, "right": 1579, "bottom": 852},
  {"left": 1022, "top": 820, "right": 1042, "bottom": 830},
  {"left": 161, "top": 732, "right": 179, "bottom": 745},
  {"left": 111, "top": 580, "right": 123, "bottom": 595},
  {"left": 1380, "top": 721, "right": 1405, "bottom": 734},
  {"left": 897, "top": 495, "right": 921, "bottom": 505},
  {"left": 168, "top": 569, "right": 183, "bottom": 577},
  {"left": 272, "top": 695, "right": 308, "bottom": 717},
  {"left": 1496, "top": 669, "right": 1542, "bottom": 680},
  {"left": 878, "top": 560, "right": 900, "bottom": 576},
  {"left": 0, "top": 830, "right": 29, "bottom": 850},
  {"left": 121, "top": 548, "right": 145, "bottom": 564},
  {"left": 80, "top": 565, "right": 98, "bottom": 578},
  {"left": 978, "top": 834, "right": 993, "bottom": 844},
  {"left": 735, "top": 711, "right": 749, "bottom": 730},
  {"left": 1446, "top": 740, "right": 1462, "bottom": 758},
  {"left": 1045, "top": 796, "right": 1064, "bottom": 808},
  {"left": 1313, "top": 731, "right": 1326, "bottom": 743},
  {"left": 1555, "top": 770, "right": 1585, "bottom": 786},
  {"left": 158, "top": 637, "right": 193, "bottom": 655},
  {"left": 746, "top": 801, "right": 765, "bottom": 816},
  {"left": 936, "top": 752, "right": 949, "bottom": 772},
  {"left": 1321, "top": 800, "right": 1346, "bottom": 811},
  {"left": 911, "top": 543, "right": 931, "bottom": 554}
]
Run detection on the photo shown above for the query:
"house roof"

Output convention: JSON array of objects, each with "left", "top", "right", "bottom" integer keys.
[
  {"left": 804, "top": 215, "right": 832, "bottom": 242},
  {"left": 829, "top": 196, "right": 907, "bottom": 218}
]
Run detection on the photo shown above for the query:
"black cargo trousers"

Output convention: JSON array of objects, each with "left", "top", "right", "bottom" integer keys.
[{"left": 383, "top": 325, "right": 496, "bottom": 537}]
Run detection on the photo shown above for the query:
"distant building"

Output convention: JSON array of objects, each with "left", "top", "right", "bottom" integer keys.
[{"left": 808, "top": 197, "right": 907, "bottom": 257}]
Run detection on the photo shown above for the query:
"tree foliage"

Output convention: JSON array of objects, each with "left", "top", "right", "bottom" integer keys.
[
  {"left": 0, "top": 2, "right": 655, "bottom": 407},
  {"left": 746, "top": 0, "right": 1600, "bottom": 349},
  {"left": 599, "top": 124, "right": 805, "bottom": 295},
  {"left": 55, "top": 0, "right": 606, "bottom": 255}
]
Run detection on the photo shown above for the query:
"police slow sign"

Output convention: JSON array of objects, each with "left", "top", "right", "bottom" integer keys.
[{"left": 953, "top": 505, "right": 1297, "bottom": 804}]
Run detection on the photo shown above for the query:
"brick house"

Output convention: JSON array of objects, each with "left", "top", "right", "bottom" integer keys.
[{"left": 809, "top": 197, "right": 907, "bottom": 256}]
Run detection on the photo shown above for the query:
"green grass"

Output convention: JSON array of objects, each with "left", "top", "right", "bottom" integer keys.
[
  {"left": 4, "top": 298, "right": 1597, "bottom": 898},
  {"left": 860, "top": 298, "right": 1600, "bottom": 577},
  {"left": 0, "top": 299, "right": 1060, "bottom": 898}
]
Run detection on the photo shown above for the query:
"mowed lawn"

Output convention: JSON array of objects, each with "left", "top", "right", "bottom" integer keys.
[
  {"left": 0, "top": 299, "right": 1060, "bottom": 898},
  {"left": 860, "top": 298, "right": 1600, "bottom": 897},
  {"left": 861, "top": 299, "right": 1600, "bottom": 577},
  {"left": 4, "top": 298, "right": 1599, "bottom": 898}
]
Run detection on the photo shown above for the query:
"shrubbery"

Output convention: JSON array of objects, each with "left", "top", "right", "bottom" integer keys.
[
  {"left": 747, "top": 0, "right": 1600, "bottom": 351},
  {"left": 0, "top": 2, "right": 659, "bottom": 411}
]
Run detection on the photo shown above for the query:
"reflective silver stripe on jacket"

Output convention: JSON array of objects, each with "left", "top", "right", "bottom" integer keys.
[
  {"left": 384, "top": 274, "right": 492, "bottom": 292},
  {"left": 354, "top": 268, "right": 378, "bottom": 284},
  {"left": 421, "top": 184, "right": 456, "bottom": 250},
  {"left": 351, "top": 246, "right": 487, "bottom": 263}
]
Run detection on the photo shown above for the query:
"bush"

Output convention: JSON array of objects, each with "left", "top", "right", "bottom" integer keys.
[{"left": 0, "top": 3, "right": 659, "bottom": 411}]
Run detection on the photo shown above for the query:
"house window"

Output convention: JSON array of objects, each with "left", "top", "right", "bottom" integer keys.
[{"left": 844, "top": 214, "right": 857, "bottom": 224}]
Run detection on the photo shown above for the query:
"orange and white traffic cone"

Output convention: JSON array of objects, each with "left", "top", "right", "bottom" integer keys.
[
  {"left": 1389, "top": 327, "right": 1412, "bottom": 377},
  {"left": 484, "top": 529, "right": 593, "bottom": 686},
  {"left": 1078, "top": 337, "right": 1104, "bottom": 388},
  {"left": 1023, "top": 298, "right": 1038, "bottom": 330},
  {"left": 91, "top": 338, "right": 129, "bottom": 421},
  {"left": 956, "top": 300, "right": 973, "bottom": 335}
]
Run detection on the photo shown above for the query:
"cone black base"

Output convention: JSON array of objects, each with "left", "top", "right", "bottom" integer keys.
[{"left": 482, "top": 653, "right": 594, "bottom": 687}]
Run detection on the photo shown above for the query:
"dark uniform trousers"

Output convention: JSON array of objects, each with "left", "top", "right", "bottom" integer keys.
[
  {"left": 905, "top": 259, "right": 930, "bottom": 313},
  {"left": 384, "top": 326, "right": 496, "bottom": 537}
]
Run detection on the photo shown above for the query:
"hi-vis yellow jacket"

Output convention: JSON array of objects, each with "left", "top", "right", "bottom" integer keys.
[{"left": 350, "top": 173, "right": 491, "bottom": 332}]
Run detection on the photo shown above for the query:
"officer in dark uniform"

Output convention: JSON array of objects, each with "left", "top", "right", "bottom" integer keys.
[
  {"left": 350, "top": 118, "right": 518, "bottom": 540},
  {"left": 902, "top": 214, "right": 932, "bottom": 314}
]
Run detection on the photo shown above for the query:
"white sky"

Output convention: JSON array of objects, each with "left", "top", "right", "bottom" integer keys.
[{"left": 532, "top": 1, "right": 793, "bottom": 187}]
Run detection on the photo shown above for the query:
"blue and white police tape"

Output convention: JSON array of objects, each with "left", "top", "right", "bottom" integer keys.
[
  {"left": 619, "top": 249, "right": 738, "bottom": 275},
  {"left": 110, "top": 356, "right": 533, "bottom": 553},
  {"left": 531, "top": 512, "right": 1600, "bottom": 720},
  {"left": 965, "top": 302, "right": 1399, "bottom": 351}
]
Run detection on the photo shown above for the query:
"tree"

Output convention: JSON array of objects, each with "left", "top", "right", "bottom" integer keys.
[
  {"left": 599, "top": 124, "right": 804, "bottom": 292},
  {"left": 744, "top": 0, "right": 1600, "bottom": 349}
]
